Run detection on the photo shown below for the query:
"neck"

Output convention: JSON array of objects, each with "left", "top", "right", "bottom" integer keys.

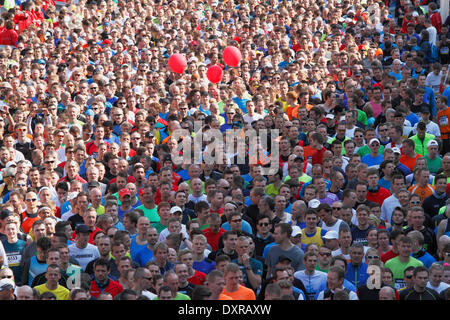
[
  {"left": 8, "top": 236, "right": 18, "bottom": 243},
  {"left": 398, "top": 255, "right": 410, "bottom": 263},
  {"left": 46, "top": 282, "right": 58, "bottom": 290},
  {"left": 192, "top": 252, "right": 204, "bottom": 261},
  {"left": 305, "top": 269, "right": 315, "bottom": 276},
  {"left": 226, "top": 284, "right": 239, "bottom": 293}
]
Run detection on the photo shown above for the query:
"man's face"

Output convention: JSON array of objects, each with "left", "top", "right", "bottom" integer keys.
[
  {"left": 208, "top": 276, "right": 226, "bottom": 295},
  {"left": 414, "top": 271, "right": 429, "bottom": 290},
  {"left": 304, "top": 255, "right": 318, "bottom": 271},
  {"left": 94, "top": 265, "right": 109, "bottom": 282},
  {"left": 46, "top": 267, "right": 61, "bottom": 284},
  {"left": 118, "top": 259, "right": 132, "bottom": 276},
  {"left": 224, "top": 234, "right": 238, "bottom": 250},
  {"left": 47, "top": 251, "right": 60, "bottom": 266},
  {"left": 33, "top": 224, "right": 47, "bottom": 240},
  {"left": 76, "top": 232, "right": 90, "bottom": 248},
  {"left": 225, "top": 271, "right": 241, "bottom": 288},
  {"left": 356, "top": 210, "right": 369, "bottom": 226},
  {"left": 97, "top": 238, "right": 111, "bottom": 256},
  {"left": 350, "top": 247, "right": 364, "bottom": 265},
  {"left": 410, "top": 211, "right": 424, "bottom": 228},
  {"left": 399, "top": 241, "right": 413, "bottom": 257},
  {"left": 319, "top": 247, "right": 332, "bottom": 265},
  {"left": 327, "top": 271, "right": 343, "bottom": 291}
]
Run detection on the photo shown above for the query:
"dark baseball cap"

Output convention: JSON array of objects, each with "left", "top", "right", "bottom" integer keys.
[
  {"left": 87, "top": 181, "right": 100, "bottom": 188},
  {"left": 75, "top": 224, "right": 92, "bottom": 234},
  {"left": 0, "top": 209, "right": 13, "bottom": 220}
]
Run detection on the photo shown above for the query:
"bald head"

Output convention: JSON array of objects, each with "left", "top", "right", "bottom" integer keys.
[
  {"left": 16, "top": 285, "right": 34, "bottom": 300},
  {"left": 379, "top": 286, "right": 395, "bottom": 300}
]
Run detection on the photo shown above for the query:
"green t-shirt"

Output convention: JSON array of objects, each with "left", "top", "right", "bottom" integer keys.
[
  {"left": 315, "top": 265, "right": 329, "bottom": 273},
  {"left": 357, "top": 145, "right": 385, "bottom": 157},
  {"left": 265, "top": 184, "right": 281, "bottom": 197},
  {"left": 356, "top": 109, "right": 368, "bottom": 126},
  {"left": 151, "top": 221, "right": 168, "bottom": 234},
  {"left": 153, "top": 292, "right": 191, "bottom": 300},
  {"left": 425, "top": 155, "right": 442, "bottom": 174},
  {"left": 385, "top": 256, "right": 423, "bottom": 290},
  {"left": 137, "top": 204, "right": 159, "bottom": 223}
]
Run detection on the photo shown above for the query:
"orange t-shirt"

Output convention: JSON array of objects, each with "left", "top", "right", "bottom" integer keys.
[
  {"left": 399, "top": 154, "right": 423, "bottom": 172},
  {"left": 408, "top": 184, "right": 435, "bottom": 202},
  {"left": 219, "top": 293, "right": 234, "bottom": 300},
  {"left": 222, "top": 285, "right": 256, "bottom": 300},
  {"left": 20, "top": 211, "right": 40, "bottom": 234}
]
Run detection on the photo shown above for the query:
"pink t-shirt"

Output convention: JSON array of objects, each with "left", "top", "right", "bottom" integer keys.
[{"left": 370, "top": 101, "right": 382, "bottom": 119}]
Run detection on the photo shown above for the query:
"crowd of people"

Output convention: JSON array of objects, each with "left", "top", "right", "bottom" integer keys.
[{"left": 0, "top": 0, "right": 450, "bottom": 301}]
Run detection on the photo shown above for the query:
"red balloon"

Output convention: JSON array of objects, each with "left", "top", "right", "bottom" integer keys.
[
  {"left": 206, "top": 65, "right": 223, "bottom": 83},
  {"left": 223, "top": 46, "right": 242, "bottom": 67},
  {"left": 168, "top": 53, "right": 187, "bottom": 74}
]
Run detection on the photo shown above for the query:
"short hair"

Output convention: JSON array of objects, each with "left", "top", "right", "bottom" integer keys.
[
  {"left": 413, "top": 266, "right": 429, "bottom": 277},
  {"left": 215, "top": 254, "right": 231, "bottom": 264},
  {"left": 328, "top": 265, "right": 345, "bottom": 279},
  {"left": 224, "top": 262, "right": 241, "bottom": 275},
  {"left": 265, "top": 282, "right": 282, "bottom": 298},
  {"left": 94, "top": 258, "right": 111, "bottom": 270},
  {"left": 274, "top": 223, "right": 292, "bottom": 237}
]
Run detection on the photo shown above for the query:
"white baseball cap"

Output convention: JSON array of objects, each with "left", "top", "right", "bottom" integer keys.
[
  {"left": 291, "top": 226, "right": 302, "bottom": 237},
  {"left": 308, "top": 199, "right": 321, "bottom": 209},
  {"left": 427, "top": 140, "right": 438, "bottom": 148},
  {"left": 323, "top": 230, "right": 339, "bottom": 240}
]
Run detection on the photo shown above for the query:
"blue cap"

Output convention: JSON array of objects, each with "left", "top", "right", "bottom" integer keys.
[
  {"left": 37, "top": 59, "right": 46, "bottom": 65},
  {"left": 85, "top": 109, "right": 95, "bottom": 117}
]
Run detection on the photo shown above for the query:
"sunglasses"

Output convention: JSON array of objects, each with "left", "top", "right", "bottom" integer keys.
[
  {"left": 367, "top": 256, "right": 379, "bottom": 259},
  {"left": 0, "top": 275, "right": 13, "bottom": 279},
  {"left": 320, "top": 252, "right": 331, "bottom": 256},
  {"left": 26, "top": 198, "right": 37, "bottom": 202},
  {"left": 17, "top": 128, "right": 27, "bottom": 132},
  {"left": 231, "top": 219, "right": 242, "bottom": 223},
  {"left": 405, "top": 275, "right": 413, "bottom": 279},
  {"left": 332, "top": 207, "right": 342, "bottom": 210},
  {"left": 258, "top": 222, "right": 270, "bottom": 227}
]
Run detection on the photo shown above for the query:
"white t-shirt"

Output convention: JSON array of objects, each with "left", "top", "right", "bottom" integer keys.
[
  {"left": 61, "top": 211, "right": 75, "bottom": 221},
  {"left": 158, "top": 225, "right": 189, "bottom": 242},
  {"left": 68, "top": 243, "right": 100, "bottom": 271},
  {"left": 427, "top": 281, "right": 450, "bottom": 294}
]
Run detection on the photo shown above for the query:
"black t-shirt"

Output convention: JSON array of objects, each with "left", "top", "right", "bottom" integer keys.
[{"left": 208, "top": 248, "right": 238, "bottom": 262}]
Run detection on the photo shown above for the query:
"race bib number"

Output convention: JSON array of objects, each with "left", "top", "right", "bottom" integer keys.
[
  {"left": 7, "top": 253, "right": 22, "bottom": 266},
  {"left": 439, "top": 115, "right": 449, "bottom": 126},
  {"left": 394, "top": 279, "right": 406, "bottom": 290}
]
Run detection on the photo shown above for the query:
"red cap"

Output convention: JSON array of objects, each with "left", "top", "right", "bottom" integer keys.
[
  {"left": 102, "top": 39, "right": 112, "bottom": 45},
  {"left": 119, "top": 188, "right": 131, "bottom": 198}
]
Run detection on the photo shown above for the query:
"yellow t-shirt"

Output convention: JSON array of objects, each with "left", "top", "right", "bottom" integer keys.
[{"left": 34, "top": 284, "right": 70, "bottom": 300}]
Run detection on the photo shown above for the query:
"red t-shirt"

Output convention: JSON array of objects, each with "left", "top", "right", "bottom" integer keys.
[
  {"left": 188, "top": 270, "right": 206, "bottom": 285},
  {"left": 366, "top": 187, "right": 391, "bottom": 206},
  {"left": 381, "top": 249, "right": 399, "bottom": 264},
  {"left": 72, "top": 227, "right": 104, "bottom": 244},
  {"left": 203, "top": 227, "right": 226, "bottom": 251}
]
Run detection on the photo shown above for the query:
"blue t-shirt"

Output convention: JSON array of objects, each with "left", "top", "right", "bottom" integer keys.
[
  {"left": 221, "top": 221, "right": 253, "bottom": 234},
  {"left": 130, "top": 236, "right": 148, "bottom": 263},
  {"left": 193, "top": 259, "right": 216, "bottom": 275},
  {"left": 134, "top": 246, "right": 154, "bottom": 267},
  {"left": 361, "top": 154, "right": 383, "bottom": 168}
]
